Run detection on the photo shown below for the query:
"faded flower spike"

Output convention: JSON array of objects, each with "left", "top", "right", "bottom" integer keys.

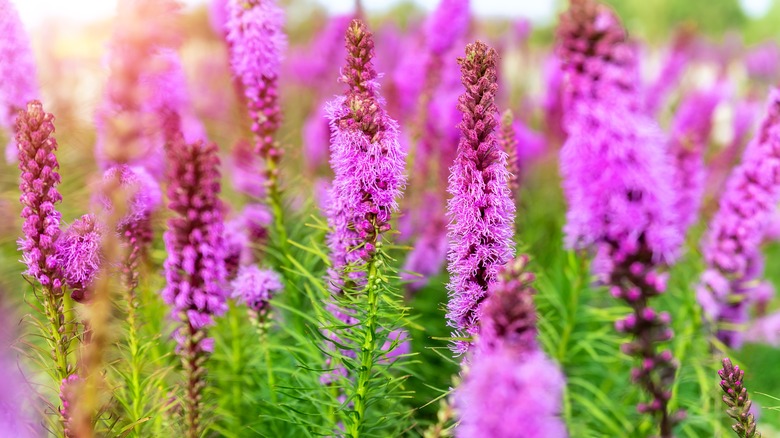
[
  {"left": 719, "top": 358, "right": 761, "bottom": 438},
  {"left": 446, "top": 41, "right": 515, "bottom": 355}
]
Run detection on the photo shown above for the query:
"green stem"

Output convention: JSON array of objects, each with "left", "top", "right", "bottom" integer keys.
[
  {"left": 43, "top": 292, "right": 70, "bottom": 438},
  {"left": 255, "top": 315, "right": 277, "bottom": 404},
  {"left": 346, "top": 258, "right": 381, "bottom": 438}
]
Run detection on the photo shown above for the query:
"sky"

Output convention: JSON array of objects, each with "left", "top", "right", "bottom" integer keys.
[{"left": 11, "top": 0, "right": 774, "bottom": 29}]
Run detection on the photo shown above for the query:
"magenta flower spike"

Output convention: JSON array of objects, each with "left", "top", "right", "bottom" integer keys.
[
  {"left": 162, "top": 137, "right": 227, "bottom": 437},
  {"left": 16, "top": 101, "right": 64, "bottom": 296},
  {"left": 558, "top": 1, "right": 682, "bottom": 434},
  {"left": 455, "top": 256, "right": 567, "bottom": 438},
  {"left": 0, "top": 0, "right": 40, "bottom": 163},
  {"left": 446, "top": 41, "right": 515, "bottom": 355},
  {"left": 226, "top": 0, "right": 286, "bottom": 160},
  {"left": 699, "top": 89, "right": 780, "bottom": 348},
  {"left": 325, "top": 19, "right": 406, "bottom": 288}
]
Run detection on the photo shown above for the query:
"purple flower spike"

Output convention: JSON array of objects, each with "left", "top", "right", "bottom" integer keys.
[
  {"left": 0, "top": 0, "right": 40, "bottom": 163},
  {"left": 718, "top": 358, "right": 761, "bottom": 438},
  {"left": 446, "top": 41, "right": 515, "bottom": 355},
  {"left": 231, "top": 265, "right": 283, "bottom": 314},
  {"left": 455, "top": 255, "right": 567, "bottom": 438},
  {"left": 325, "top": 19, "right": 406, "bottom": 288},
  {"left": 55, "top": 214, "right": 103, "bottom": 303},
  {"left": 163, "top": 138, "right": 228, "bottom": 349},
  {"left": 557, "top": 1, "right": 682, "bottom": 434},
  {"left": 163, "top": 137, "right": 227, "bottom": 435},
  {"left": 226, "top": 0, "right": 286, "bottom": 160},
  {"left": 699, "top": 89, "right": 780, "bottom": 348},
  {"left": 16, "top": 101, "right": 64, "bottom": 296}
]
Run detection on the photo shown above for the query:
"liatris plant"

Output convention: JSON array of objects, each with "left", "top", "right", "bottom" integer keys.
[
  {"left": 163, "top": 138, "right": 228, "bottom": 438},
  {"left": 0, "top": 0, "right": 39, "bottom": 163},
  {"left": 321, "top": 18, "right": 408, "bottom": 436},
  {"left": 16, "top": 101, "right": 78, "bottom": 433},
  {"left": 54, "top": 214, "right": 103, "bottom": 303},
  {"left": 698, "top": 90, "right": 780, "bottom": 349},
  {"left": 718, "top": 358, "right": 761, "bottom": 438},
  {"left": 455, "top": 255, "right": 567, "bottom": 438},
  {"left": 558, "top": 1, "right": 682, "bottom": 435},
  {"left": 446, "top": 41, "right": 515, "bottom": 355},
  {"left": 226, "top": 0, "right": 288, "bottom": 247}
]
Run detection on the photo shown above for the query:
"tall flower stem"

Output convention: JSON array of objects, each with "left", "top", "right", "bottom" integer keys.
[{"left": 347, "top": 254, "right": 381, "bottom": 438}]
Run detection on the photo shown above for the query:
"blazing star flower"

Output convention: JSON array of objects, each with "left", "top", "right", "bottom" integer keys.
[
  {"left": 16, "top": 101, "right": 64, "bottom": 295},
  {"left": 699, "top": 89, "right": 780, "bottom": 348},
  {"left": 558, "top": 1, "right": 681, "bottom": 433},
  {"left": 458, "top": 254, "right": 567, "bottom": 438},
  {"left": 163, "top": 138, "right": 228, "bottom": 350},
  {"left": 99, "top": 165, "right": 162, "bottom": 229},
  {"left": 226, "top": 0, "right": 286, "bottom": 158},
  {"left": 0, "top": 0, "right": 39, "bottom": 163},
  {"left": 231, "top": 265, "right": 283, "bottom": 314},
  {"left": 55, "top": 214, "right": 103, "bottom": 303},
  {"left": 325, "top": 19, "right": 406, "bottom": 287},
  {"left": 446, "top": 41, "right": 515, "bottom": 355}
]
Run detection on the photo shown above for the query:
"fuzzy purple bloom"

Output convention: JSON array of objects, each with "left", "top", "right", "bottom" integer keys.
[
  {"left": 669, "top": 85, "right": 724, "bottom": 233},
  {"left": 231, "top": 265, "right": 282, "bottom": 314},
  {"left": 16, "top": 101, "right": 65, "bottom": 295},
  {"left": 446, "top": 41, "right": 515, "bottom": 355},
  {"left": 425, "top": 0, "right": 470, "bottom": 57},
  {"left": 699, "top": 89, "right": 780, "bottom": 348},
  {"left": 455, "top": 350, "right": 567, "bottom": 438},
  {"left": 163, "top": 139, "right": 228, "bottom": 351},
  {"left": 557, "top": 0, "right": 680, "bottom": 263},
  {"left": 0, "top": 0, "right": 39, "bottom": 163},
  {"left": 325, "top": 20, "right": 406, "bottom": 287},
  {"left": 55, "top": 214, "right": 103, "bottom": 303}
]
